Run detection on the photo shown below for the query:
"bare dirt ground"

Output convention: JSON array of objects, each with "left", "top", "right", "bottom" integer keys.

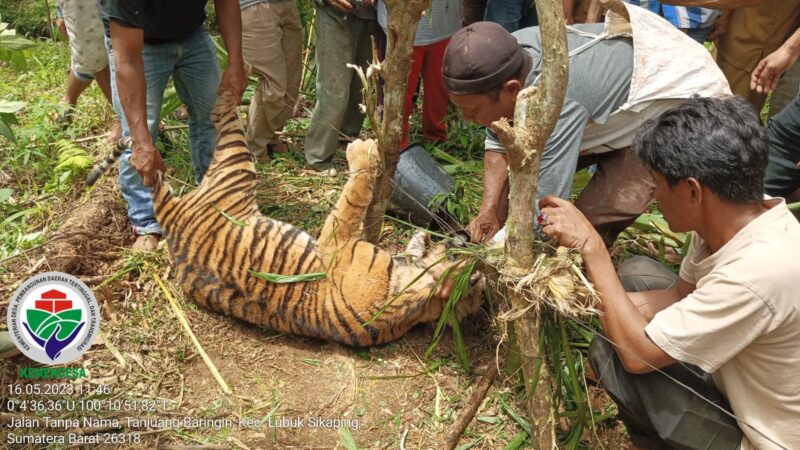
[{"left": 0, "top": 165, "right": 629, "bottom": 450}]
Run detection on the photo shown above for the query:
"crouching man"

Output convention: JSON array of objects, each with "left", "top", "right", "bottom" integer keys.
[{"left": 540, "top": 96, "right": 800, "bottom": 450}]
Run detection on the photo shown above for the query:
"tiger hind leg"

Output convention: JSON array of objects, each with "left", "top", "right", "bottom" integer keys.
[{"left": 317, "top": 139, "right": 380, "bottom": 257}]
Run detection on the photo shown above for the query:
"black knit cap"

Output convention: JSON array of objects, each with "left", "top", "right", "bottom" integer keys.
[{"left": 443, "top": 21, "right": 526, "bottom": 95}]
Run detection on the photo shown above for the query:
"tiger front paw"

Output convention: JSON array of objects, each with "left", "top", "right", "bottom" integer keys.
[{"left": 346, "top": 139, "right": 380, "bottom": 174}]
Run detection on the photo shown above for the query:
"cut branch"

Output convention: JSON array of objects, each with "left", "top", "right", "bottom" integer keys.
[
  {"left": 491, "top": 0, "right": 569, "bottom": 448},
  {"left": 441, "top": 364, "right": 499, "bottom": 450},
  {"left": 361, "top": 0, "right": 429, "bottom": 243}
]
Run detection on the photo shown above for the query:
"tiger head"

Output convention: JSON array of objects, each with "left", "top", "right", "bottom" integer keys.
[{"left": 388, "top": 232, "right": 486, "bottom": 325}]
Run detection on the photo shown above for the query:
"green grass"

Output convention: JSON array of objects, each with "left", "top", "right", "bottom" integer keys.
[
  {"left": 0, "top": 39, "right": 116, "bottom": 260},
  {"left": 0, "top": 0, "right": 53, "bottom": 38}
]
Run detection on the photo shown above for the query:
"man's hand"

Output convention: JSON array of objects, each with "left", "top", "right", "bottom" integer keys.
[
  {"left": 467, "top": 208, "right": 502, "bottom": 243},
  {"left": 707, "top": 10, "right": 731, "bottom": 41},
  {"left": 130, "top": 140, "right": 166, "bottom": 187},
  {"left": 539, "top": 195, "right": 603, "bottom": 253},
  {"left": 750, "top": 28, "right": 800, "bottom": 95},
  {"left": 326, "top": 0, "right": 356, "bottom": 13},
  {"left": 219, "top": 60, "right": 247, "bottom": 102},
  {"left": 751, "top": 48, "right": 798, "bottom": 94}
]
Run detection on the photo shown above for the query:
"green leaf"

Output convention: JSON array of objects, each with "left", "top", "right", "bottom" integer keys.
[
  {"left": 0, "top": 33, "right": 35, "bottom": 51},
  {"left": 249, "top": 269, "right": 326, "bottom": 284},
  {"left": 338, "top": 427, "right": 357, "bottom": 450},
  {"left": 502, "top": 431, "right": 529, "bottom": 450},
  {"left": 0, "top": 100, "right": 25, "bottom": 114},
  {"left": 20, "top": 231, "right": 43, "bottom": 243},
  {"left": 1, "top": 206, "right": 39, "bottom": 226},
  {"left": 301, "top": 358, "right": 321, "bottom": 366},
  {"left": 0, "top": 116, "right": 16, "bottom": 143},
  {"left": 0, "top": 188, "right": 12, "bottom": 204},
  {"left": 500, "top": 397, "right": 532, "bottom": 436},
  {"left": 10, "top": 50, "right": 27, "bottom": 72},
  {"left": 159, "top": 86, "right": 182, "bottom": 118},
  {"left": 476, "top": 416, "right": 501, "bottom": 424},
  {"left": 212, "top": 203, "right": 248, "bottom": 226}
]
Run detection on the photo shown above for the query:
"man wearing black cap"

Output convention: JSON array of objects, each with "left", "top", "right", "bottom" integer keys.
[{"left": 443, "top": 5, "right": 730, "bottom": 245}]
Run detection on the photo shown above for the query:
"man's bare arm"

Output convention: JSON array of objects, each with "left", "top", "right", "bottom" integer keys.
[
  {"left": 214, "top": 0, "right": 246, "bottom": 100},
  {"left": 109, "top": 21, "right": 165, "bottom": 186},
  {"left": 539, "top": 196, "right": 678, "bottom": 374},
  {"left": 467, "top": 151, "right": 509, "bottom": 243},
  {"left": 658, "top": 0, "right": 766, "bottom": 9},
  {"left": 110, "top": 22, "right": 148, "bottom": 148},
  {"left": 627, "top": 278, "right": 695, "bottom": 321}
]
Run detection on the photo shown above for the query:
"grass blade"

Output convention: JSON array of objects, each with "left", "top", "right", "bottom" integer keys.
[
  {"left": 500, "top": 397, "right": 532, "bottom": 436},
  {"left": 502, "top": 430, "right": 529, "bottom": 450},
  {"left": 212, "top": 203, "right": 247, "bottom": 226},
  {"left": 250, "top": 269, "right": 326, "bottom": 283},
  {"left": 339, "top": 426, "right": 357, "bottom": 450}
]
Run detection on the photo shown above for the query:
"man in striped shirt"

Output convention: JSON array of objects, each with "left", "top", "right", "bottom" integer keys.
[{"left": 623, "top": 0, "right": 719, "bottom": 43}]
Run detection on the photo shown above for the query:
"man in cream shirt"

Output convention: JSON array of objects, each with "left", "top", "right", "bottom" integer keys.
[{"left": 538, "top": 96, "right": 799, "bottom": 450}]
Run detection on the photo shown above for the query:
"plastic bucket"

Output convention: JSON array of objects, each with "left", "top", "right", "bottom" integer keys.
[{"left": 389, "top": 143, "right": 455, "bottom": 227}]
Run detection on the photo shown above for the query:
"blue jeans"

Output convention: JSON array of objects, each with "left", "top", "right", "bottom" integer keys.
[
  {"left": 107, "top": 28, "right": 221, "bottom": 236},
  {"left": 484, "top": 0, "right": 537, "bottom": 33}
]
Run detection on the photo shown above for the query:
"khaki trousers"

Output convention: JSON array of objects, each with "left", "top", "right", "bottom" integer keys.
[
  {"left": 241, "top": 1, "right": 303, "bottom": 157},
  {"left": 716, "top": 0, "right": 800, "bottom": 111},
  {"left": 575, "top": 147, "right": 657, "bottom": 248},
  {"left": 304, "top": 5, "right": 378, "bottom": 170}
]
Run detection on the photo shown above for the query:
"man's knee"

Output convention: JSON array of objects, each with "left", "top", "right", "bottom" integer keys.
[
  {"left": 618, "top": 256, "right": 677, "bottom": 292},
  {"left": 588, "top": 334, "right": 616, "bottom": 380}
]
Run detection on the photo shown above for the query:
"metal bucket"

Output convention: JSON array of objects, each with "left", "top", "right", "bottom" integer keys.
[{"left": 389, "top": 143, "right": 455, "bottom": 227}]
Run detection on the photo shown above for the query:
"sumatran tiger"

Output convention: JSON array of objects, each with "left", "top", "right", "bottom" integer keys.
[{"left": 149, "top": 90, "right": 482, "bottom": 347}]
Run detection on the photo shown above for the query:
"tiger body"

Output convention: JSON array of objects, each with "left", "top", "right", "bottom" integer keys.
[{"left": 150, "top": 91, "right": 479, "bottom": 347}]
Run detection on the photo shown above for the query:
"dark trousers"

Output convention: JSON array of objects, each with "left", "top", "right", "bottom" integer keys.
[
  {"left": 765, "top": 95, "right": 800, "bottom": 199},
  {"left": 589, "top": 257, "right": 744, "bottom": 449}
]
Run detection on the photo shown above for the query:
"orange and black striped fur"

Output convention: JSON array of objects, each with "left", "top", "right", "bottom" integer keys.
[{"left": 151, "top": 91, "right": 481, "bottom": 347}]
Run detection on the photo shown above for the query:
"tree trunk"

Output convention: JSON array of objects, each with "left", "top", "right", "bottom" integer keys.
[
  {"left": 490, "top": 0, "right": 569, "bottom": 447},
  {"left": 362, "top": 0, "right": 429, "bottom": 243}
]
